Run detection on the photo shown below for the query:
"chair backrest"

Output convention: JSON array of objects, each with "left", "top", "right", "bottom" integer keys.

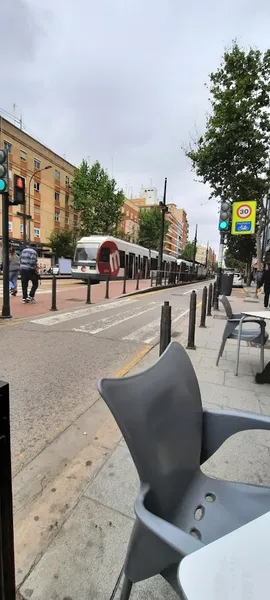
[
  {"left": 220, "top": 295, "right": 233, "bottom": 319},
  {"left": 98, "top": 342, "right": 203, "bottom": 519}
]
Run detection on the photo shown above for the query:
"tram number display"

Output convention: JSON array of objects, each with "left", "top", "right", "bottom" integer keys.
[{"left": 97, "top": 240, "right": 120, "bottom": 277}]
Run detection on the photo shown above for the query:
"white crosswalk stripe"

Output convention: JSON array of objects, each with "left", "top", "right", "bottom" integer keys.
[
  {"left": 72, "top": 302, "right": 159, "bottom": 335},
  {"left": 123, "top": 306, "right": 189, "bottom": 344},
  {"left": 31, "top": 298, "right": 138, "bottom": 326}
]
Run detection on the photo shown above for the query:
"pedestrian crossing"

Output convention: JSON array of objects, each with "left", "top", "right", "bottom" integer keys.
[
  {"left": 0, "top": 280, "right": 79, "bottom": 297},
  {"left": 31, "top": 298, "right": 189, "bottom": 345}
]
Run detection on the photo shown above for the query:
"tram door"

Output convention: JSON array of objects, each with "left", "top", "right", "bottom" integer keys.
[{"left": 128, "top": 253, "right": 135, "bottom": 278}]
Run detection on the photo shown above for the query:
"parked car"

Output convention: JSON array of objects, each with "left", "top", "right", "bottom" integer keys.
[{"left": 232, "top": 272, "right": 243, "bottom": 287}]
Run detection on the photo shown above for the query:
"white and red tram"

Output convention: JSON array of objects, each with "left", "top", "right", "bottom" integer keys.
[{"left": 72, "top": 236, "right": 177, "bottom": 282}]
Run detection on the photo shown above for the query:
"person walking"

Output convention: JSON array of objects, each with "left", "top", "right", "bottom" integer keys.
[
  {"left": 20, "top": 243, "right": 38, "bottom": 303},
  {"left": 258, "top": 263, "right": 270, "bottom": 308},
  {"left": 9, "top": 248, "right": 20, "bottom": 296}
]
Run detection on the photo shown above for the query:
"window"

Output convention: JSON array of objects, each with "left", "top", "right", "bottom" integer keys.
[
  {"left": 100, "top": 247, "right": 110, "bottom": 263},
  {"left": 55, "top": 169, "right": 60, "bottom": 180},
  {"left": 20, "top": 150, "right": 27, "bottom": 162},
  {"left": 8, "top": 222, "right": 12, "bottom": 232},
  {"left": 65, "top": 195, "right": 69, "bottom": 205},
  {"left": 120, "top": 250, "right": 125, "bottom": 268},
  {"left": 55, "top": 212, "right": 60, "bottom": 222},
  {"left": 34, "top": 228, "right": 40, "bottom": 238},
  {"left": 20, "top": 224, "right": 24, "bottom": 234},
  {"left": 65, "top": 176, "right": 70, "bottom": 186},
  {"left": 55, "top": 192, "right": 60, "bottom": 201},
  {"left": 65, "top": 216, "right": 69, "bottom": 225},
  {"left": 4, "top": 141, "right": 12, "bottom": 154},
  {"left": 34, "top": 158, "right": 40, "bottom": 169},
  {"left": 34, "top": 181, "right": 40, "bottom": 192}
]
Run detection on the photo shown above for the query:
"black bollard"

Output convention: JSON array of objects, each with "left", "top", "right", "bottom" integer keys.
[
  {"left": 186, "top": 290, "right": 197, "bottom": 349},
  {"left": 136, "top": 270, "right": 140, "bottom": 291},
  {"left": 159, "top": 301, "right": 172, "bottom": 356},
  {"left": 105, "top": 274, "right": 110, "bottom": 299},
  {"left": 123, "top": 269, "right": 126, "bottom": 294},
  {"left": 207, "top": 283, "right": 213, "bottom": 316},
  {"left": 213, "top": 281, "right": 218, "bottom": 310},
  {"left": 156, "top": 272, "right": 159, "bottom": 286},
  {"left": 50, "top": 275, "right": 58, "bottom": 311},
  {"left": 200, "top": 286, "right": 207, "bottom": 328},
  {"left": 150, "top": 272, "right": 153, "bottom": 287},
  {"left": 86, "top": 277, "right": 91, "bottom": 304}
]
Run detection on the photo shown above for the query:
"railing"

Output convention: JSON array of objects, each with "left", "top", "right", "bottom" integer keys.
[{"left": 0, "top": 381, "right": 16, "bottom": 600}]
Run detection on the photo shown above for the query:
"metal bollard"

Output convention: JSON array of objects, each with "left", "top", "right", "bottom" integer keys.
[
  {"left": 200, "top": 286, "right": 207, "bottom": 328},
  {"left": 86, "top": 277, "right": 91, "bottom": 304},
  {"left": 123, "top": 269, "right": 126, "bottom": 294},
  {"left": 156, "top": 272, "right": 159, "bottom": 286},
  {"left": 186, "top": 290, "right": 197, "bottom": 349},
  {"left": 213, "top": 281, "right": 218, "bottom": 310},
  {"left": 159, "top": 301, "right": 172, "bottom": 356},
  {"left": 50, "top": 275, "right": 58, "bottom": 311},
  {"left": 150, "top": 272, "right": 153, "bottom": 287},
  {"left": 136, "top": 270, "right": 140, "bottom": 291},
  {"left": 105, "top": 274, "right": 110, "bottom": 299},
  {"left": 207, "top": 283, "right": 213, "bottom": 316}
]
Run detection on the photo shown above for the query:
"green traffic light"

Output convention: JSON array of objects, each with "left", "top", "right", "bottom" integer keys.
[
  {"left": 0, "top": 179, "right": 6, "bottom": 192},
  {"left": 219, "top": 220, "right": 228, "bottom": 230}
]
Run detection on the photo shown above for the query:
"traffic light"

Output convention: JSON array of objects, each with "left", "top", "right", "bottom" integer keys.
[
  {"left": 13, "top": 174, "right": 25, "bottom": 205},
  {"left": 0, "top": 148, "right": 9, "bottom": 194},
  {"left": 219, "top": 201, "right": 231, "bottom": 231}
]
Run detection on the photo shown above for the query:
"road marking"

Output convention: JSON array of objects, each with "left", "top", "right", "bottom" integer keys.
[
  {"left": 183, "top": 288, "right": 198, "bottom": 295},
  {"left": 30, "top": 298, "right": 138, "bottom": 326},
  {"left": 115, "top": 345, "right": 153, "bottom": 377},
  {"left": 72, "top": 303, "right": 159, "bottom": 335},
  {"left": 123, "top": 306, "right": 191, "bottom": 344}
]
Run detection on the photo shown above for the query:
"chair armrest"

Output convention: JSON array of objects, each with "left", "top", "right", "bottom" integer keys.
[
  {"left": 200, "top": 409, "right": 270, "bottom": 463},
  {"left": 228, "top": 318, "right": 264, "bottom": 324},
  {"left": 135, "top": 484, "right": 204, "bottom": 556}
]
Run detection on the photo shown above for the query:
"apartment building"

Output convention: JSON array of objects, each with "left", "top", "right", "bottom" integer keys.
[
  {"left": 196, "top": 244, "right": 207, "bottom": 265},
  {"left": 0, "top": 117, "right": 76, "bottom": 254},
  {"left": 176, "top": 208, "right": 189, "bottom": 249},
  {"left": 119, "top": 198, "right": 139, "bottom": 242}
]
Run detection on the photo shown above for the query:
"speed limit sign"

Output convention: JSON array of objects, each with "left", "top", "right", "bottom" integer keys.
[{"left": 236, "top": 204, "right": 252, "bottom": 219}]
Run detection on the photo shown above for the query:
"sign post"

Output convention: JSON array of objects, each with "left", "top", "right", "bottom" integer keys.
[{"left": 231, "top": 201, "right": 257, "bottom": 235}]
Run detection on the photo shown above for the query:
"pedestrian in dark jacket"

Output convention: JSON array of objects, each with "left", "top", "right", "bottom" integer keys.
[
  {"left": 259, "top": 264, "right": 270, "bottom": 308},
  {"left": 9, "top": 248, "right": 20, "bottom": 296}
]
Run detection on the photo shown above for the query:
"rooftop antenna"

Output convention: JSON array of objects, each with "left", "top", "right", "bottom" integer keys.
[
  {"left": 13, "top": 103, "right": 16, "bottom": 125},
  {"left": 20, "top": 115, "right": 23, "bottom": 131}
]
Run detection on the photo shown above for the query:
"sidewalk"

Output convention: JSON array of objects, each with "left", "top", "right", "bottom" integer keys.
[
  {"left": 17, "top": 289, "right": 270, "bottom": 599},
  {"left": 3, "top": 278, "right": 152, "bottom": 320}
]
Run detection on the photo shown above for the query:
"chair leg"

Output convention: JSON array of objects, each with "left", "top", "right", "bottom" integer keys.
[
  {"left": 216, "top": 338, "right": 226, "bottom": 366},
  {"left": 120, "top": 575, "right": 133, "bottom": 600}
]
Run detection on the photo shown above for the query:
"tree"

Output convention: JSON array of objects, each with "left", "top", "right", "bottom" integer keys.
[
  {"left": 181, "top": 241, "right": 195, "bottom": 261},
  {"left": 71, "top": 160, "right": 125, "bottom": 236},
  {"left": 138, "top": 207, "right": 169, "bottom": 250},
  {"left": 49, "top": 229, "right": 75, "bottom": 259},
  {"left": 186, "top": 42, "right": 270, "bottom": 269}
]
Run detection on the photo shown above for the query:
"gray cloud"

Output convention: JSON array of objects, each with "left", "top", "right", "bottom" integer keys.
[{"left": 2, "top": 0, "right": 270, "bottom": 252}]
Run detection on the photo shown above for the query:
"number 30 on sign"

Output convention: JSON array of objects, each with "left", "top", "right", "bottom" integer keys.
[{"left": 231, "top": 200, "right": 257, "bottom": 235}]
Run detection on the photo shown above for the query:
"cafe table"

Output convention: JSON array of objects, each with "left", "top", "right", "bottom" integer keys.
[{"left": 178, "top": 510, "right": 270, "bottom": 599}]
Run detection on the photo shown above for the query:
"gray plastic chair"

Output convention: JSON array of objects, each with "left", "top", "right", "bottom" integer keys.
[
  {"left": 216, "top": 295, "right": 268, "bottom": 375},
  {"left": 98, "top": 342, "right": 270, "bottom": 599}
]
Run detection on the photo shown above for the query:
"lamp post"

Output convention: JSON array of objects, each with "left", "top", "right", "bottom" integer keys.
[
  {"left": 192, "top": 224, "right": 198, "bottom": 274},
  {"left": 158, "top": 177, "right": 168, "bottom": 284},
  {"left": 27, "top": 165, "right": 52, "bottom": 242}
]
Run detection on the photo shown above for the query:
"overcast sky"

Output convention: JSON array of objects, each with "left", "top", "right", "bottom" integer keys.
[{"left": 2, "top": 0, "right": 270, "bottom": 252}]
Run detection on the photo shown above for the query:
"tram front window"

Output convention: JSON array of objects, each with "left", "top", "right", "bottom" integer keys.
[{"left": 74, "top": 245, "right": 98, "bottom": 262}]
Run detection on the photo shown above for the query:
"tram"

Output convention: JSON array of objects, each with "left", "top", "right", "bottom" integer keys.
[{"left": 72, "top": 236, "right": 177, "bottom": 282}]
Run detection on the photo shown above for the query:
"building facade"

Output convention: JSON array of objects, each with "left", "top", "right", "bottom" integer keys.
[
  {"left": 139, "top": 186, "right": 158, "bottom": 205},
  {"left": 176, "top": 209, "right": 189, "bottom": 249},
  {"left": 118, "top": 198, "right": 139, "bottom": 242},
  {"left": 0, "top": 117, "right": 76, "bottom": 254}
]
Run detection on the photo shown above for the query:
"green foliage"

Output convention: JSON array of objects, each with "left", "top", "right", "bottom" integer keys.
[
  {"left": 181, "top": 241, "right": 196, "bottom": 261},
  {"left": 186, "top": 42, "right": 270, "bottom": 265},
  {"left": 138, "top": 207, "right": 169, "bottom": 250},
  {"left": 48, "top": 229, "right": 75, "bottom": 259},
  {"left": 71, "top": 160, "right": 125, "bottom": 236},
  {"left": 225, "top": 233, "right": 256, "bottom": 268}
]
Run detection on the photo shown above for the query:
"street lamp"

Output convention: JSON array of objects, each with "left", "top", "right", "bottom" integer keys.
[{"left": 27, "top": 165, "right": 52, "bottom": 242}]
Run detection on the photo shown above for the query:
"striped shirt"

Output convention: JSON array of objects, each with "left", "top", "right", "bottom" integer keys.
[{"left": 20, "top": 247, "right": 38, "bottom": 271}]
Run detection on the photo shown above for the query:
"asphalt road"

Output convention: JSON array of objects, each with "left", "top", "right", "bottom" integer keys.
[{"left": 0, "top": 281, "right": 207, "bottom": 474}]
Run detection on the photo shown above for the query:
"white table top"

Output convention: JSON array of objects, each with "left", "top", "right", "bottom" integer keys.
[
  {"left": 243, "top": 310, "right": 270, "bottom": 320},
  {"left": 178, "top": 511, "right": 270, "bottom": 599}
]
